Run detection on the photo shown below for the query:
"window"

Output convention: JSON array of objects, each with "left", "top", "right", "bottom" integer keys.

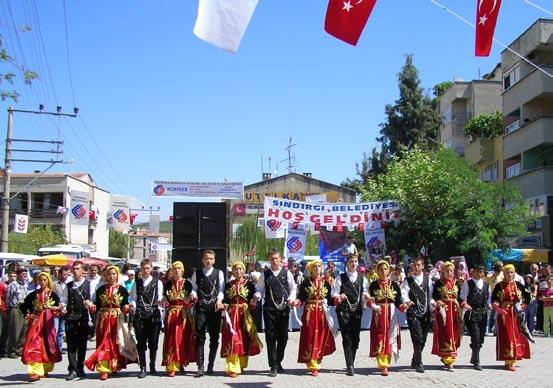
[
  {"left": 506, "top": 163, "right": 521, "bottom": 179},
  {"left": 503, "top": 65, "right": 520, "bottom": 91},
  {"left": 478, "top": 161, "right": 499, "bottom": 182}
]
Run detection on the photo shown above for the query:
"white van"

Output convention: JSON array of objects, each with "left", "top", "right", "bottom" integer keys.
[
  {"left": 37, "top": 245, "right": 91, "bottom": 259},
  {"left": 0, "top": 252, "right": 38, "bottom": 278}
]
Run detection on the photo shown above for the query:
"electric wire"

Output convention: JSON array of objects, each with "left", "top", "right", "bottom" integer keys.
[
  {"left": 522, "top": 0, "right": 553, "bottom": 16},
  {"left": 428, "top": 0, "right": 553, "bottom": 79},
  {"left": 61, "top": 0, "right": 76, "bottom": 107}
]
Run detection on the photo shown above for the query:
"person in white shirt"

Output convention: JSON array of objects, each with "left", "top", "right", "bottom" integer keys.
[
  {"left": 130, "top": 259, "right": 164, "bottom": 378},
  {"left": 460, "top": 264, "right": 490, "bottom": 371},
  {"left": 331, "top": 254, "right": 369, "bottom": 376},
  {"left": 189, "top": 249, "right": 225, "bottom": 377},
  {"left": 251, "top": 249, "right": 297, "bottom": 377},
  {"left": 54, "top": 266, "right": 71, "bottom": 353},
  {"left": 401, "top": 257, "right": 434, "bottom": 373}
]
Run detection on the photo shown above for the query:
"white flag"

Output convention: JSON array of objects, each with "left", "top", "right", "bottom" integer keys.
[
  {"left": 263, "top": 218, "right": 285, "bottom": 239},
  {"left": 13, "top": 214, "right": 29, "bottom": 234},
  {"left": 193, "top": 0, "right": 259, "bottom": 53}
]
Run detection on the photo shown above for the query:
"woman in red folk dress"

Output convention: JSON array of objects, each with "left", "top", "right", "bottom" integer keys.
[
  {"left": 295, "top": 258, "right": 336, "bottom": 376},
  {"left": 368, "top": 260, "right": 406, "bottom": 376},
  {"left": 431, "top": 261, "right": 464, "bottom": 371},
  {"left": 162, "top": 261, "right": 196, "bottom": 376},
  {"left": 20, "top": 272, "right": 62, "bottom": 381},
  {"left": 492, "top": 264, "right": 531, "bottom": 371},
  {"left": 221, "top": 261, "right": 262, "bottom": 377},
  {"left": 84, "top": 266, "right": 137, "bottom": 380}
]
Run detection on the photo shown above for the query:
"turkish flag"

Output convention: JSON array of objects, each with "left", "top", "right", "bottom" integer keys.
[
  {"left": 324, "top": 0, "right": 378, "bottom": 46},
  {"left": 475, "top": 0, "right": 502, "bottom": 56}
]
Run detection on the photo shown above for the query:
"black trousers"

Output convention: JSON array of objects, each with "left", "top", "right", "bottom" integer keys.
[
  {"left": 466, "top": 309, "right": 487, "bottom": 349},
  {"left": 537, "top": 299, "right": 544, "bottom": 331},
  {"left": 337, "top": 309, "right": 362, "bottom": 351},
  {"left": 134, "top": 316, "right": 161, "bottom": 353},
  {"left": 65, "top": 319, "right": 89, "bottom": 372},
  {"left": 407, "top": 312, "right": 431, "bottom": 366},
  {"left": 195, "top": 309, "right": 221, "bottom": 349},
  {"left": 263, "top": 308, "right": 289, "bottom": 369}
]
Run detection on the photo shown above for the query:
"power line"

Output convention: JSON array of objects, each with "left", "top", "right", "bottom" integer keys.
[
  {"left": 61, "top": 0, "right": 76, "bottom": 107},
  {"left": 428, "top": 0, "right": 553, "bottom": 78},
  {"left": 522, "top": 0, "right": 553, "bottom": 16},
  {"left": 77, "top": 115, "right": 147, "bottom": 203}
]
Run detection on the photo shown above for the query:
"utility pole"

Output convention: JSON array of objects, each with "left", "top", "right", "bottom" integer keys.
[{"left": 1, "top": 106, "right": 78, "bottom": 252}]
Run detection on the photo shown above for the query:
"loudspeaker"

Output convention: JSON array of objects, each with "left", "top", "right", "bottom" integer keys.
[
  {"left": 173, "top": 203, "right": 200, "bottom": 249},
  {"left": 172, "top": 248, "right": 227, "bottom": 278},
  {"left": 173, "top": 203, "right": 226, "bottom": 249},
  {"left": 200, "top": 203, "right": 226, "bottom": 248}
]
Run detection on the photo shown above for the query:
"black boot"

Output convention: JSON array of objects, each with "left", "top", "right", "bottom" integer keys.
[
  {"left": 471, "top": 348, "right": 482, "bottom": 371},
  {"left": 149, "top": 348, "right": 158, "bottom": 375},
  {"left": 138, "top": 351, "right": 147, "bottom": 379},
  {"left": 195, "top": 347, "right": 205, "bottom": 378},
  {"left": 344, "top": 345, "right": 354, "bottom": 376},
  {"left": 206, "top": 345, "right": 217, "bottom": 375},
  {"left": 413, "top": 344, "right": 425, "bottom": 373}
]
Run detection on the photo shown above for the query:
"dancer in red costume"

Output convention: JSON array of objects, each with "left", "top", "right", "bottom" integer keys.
[
  {"left": 431, "top": 261, "right": 464, "bottom": 371},
  {"left": 221, "top": 261, "right": 262, "bottom": 377},
  {"left": 20, "top": 272, "right": 62, "bottom": 381},
  {"left": 84, "top": 266, "right": 137, "bottom": 380},
  {"left": 295, "top": 258, "right": 336, "bottom": 376},
  {"left": 491, "top": 263, "right": 531, "bottom": 371},
  {"left": 162, "top": 261, "right": 196, "bottom": 376},
  {"left": 368, "top": 260, "right": 406, "bottom": 376}
]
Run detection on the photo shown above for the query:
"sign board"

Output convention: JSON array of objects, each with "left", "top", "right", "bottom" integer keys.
[{"left": 152, "top": 180, "right": 243, "bottom": 199}]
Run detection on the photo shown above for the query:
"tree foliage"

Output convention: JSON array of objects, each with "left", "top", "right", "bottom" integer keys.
[
  {"left": 109, "top": 229, "right": 129, "bottom": 258},
  {"left": 463, "top": 111, "right": 503, "bottom": 140},
  {"left": 231, "top": 215, "right": 319, "bottom": 261},
  {"left": 361, "top": 147, "right": 532, "bottom": 263},
  {"left": 344, "top": 55, "right": 442, "bottom": 192},
  {"left": 0, "top": 33, "right": 38, "bottom": 102},
  {"left": 433, "top": 81, "right": 454, "bottom": 98},
  {"left": 9, "top": 225, "right": 65, "bottom": 254}
]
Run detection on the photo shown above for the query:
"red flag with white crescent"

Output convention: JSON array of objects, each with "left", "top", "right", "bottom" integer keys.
[
  {"left": 324, "top": 0, "right": 378, "bottom": 46},
  {"left": 475, "top": 0, "right": 502, "bottom": 56}
]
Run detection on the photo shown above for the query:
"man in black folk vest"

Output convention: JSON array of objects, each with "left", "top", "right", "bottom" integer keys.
[
  {"left": 401, "top": 256, "right": 433, "bottom": 373},
  {"left": 461, "top": 264, "right": 489, "bottom": 371},
  {"left": 63, "top": 260, "right": 93, "bottom": 381},
  {"left": 252, "top": 249, "right": 297, "bottom": 377},
  {"left": 331, "top": 254, "right": 369, "bottom": 376},
  {"left": 130, "top": 258, "right": 164, "bottom": 378},
  {"left": 190, "top": 249, "right": 225, "bottom": 377}
]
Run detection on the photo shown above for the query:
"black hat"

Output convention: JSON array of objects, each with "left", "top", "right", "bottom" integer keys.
[{"left": 472, "top": 264, "right": 485, "bottom": 271}]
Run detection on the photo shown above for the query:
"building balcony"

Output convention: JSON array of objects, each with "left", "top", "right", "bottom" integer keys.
[
  {"left": 503, "top": 116, "right": 553, "bottom": 159},
  {"left": 503, "top": 66, "right": 553, "bottom": 115},
  {"left": 507, "top": 166, "right": 553, "bottom": 198},
  {"left": 464, "top": 138, "right": 495, "bottom": 165}
]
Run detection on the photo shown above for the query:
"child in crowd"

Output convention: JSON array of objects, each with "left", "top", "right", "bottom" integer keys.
[{"left": 543, "top": 277, "right": 553, "bottom": 337}]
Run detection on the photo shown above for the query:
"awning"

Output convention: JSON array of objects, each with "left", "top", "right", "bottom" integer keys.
[
  {"left": 32, "top": 254, "right": 108, "bottom": 267},
  {"left": 490, "top": 248, "right": 549, "bottom": 264}
]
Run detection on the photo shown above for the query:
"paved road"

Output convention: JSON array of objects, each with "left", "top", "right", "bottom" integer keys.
[{"left": 1, "top": 330, "right": 551, "bottom": 387}]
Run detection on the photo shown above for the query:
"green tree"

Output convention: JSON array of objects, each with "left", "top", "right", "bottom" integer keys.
[
  {"left": 377, "top": 54, "right": 442, "bottom": 158},
  {"left": 231, "top": 216, "right": 319, "bottom": 261},
  {"left": 9, "top": 224, "right": 65, "bottom": 254},
  {"left": 345, "top": 55, "right": 442, "bottom": 192},
  {"left": 361, "top": 147, "right": 532, "bottom": 263},
  {"left": 433, "top": 81, "right": 454, "bottom": 98},
  {"left": 463, "top": 111, "right": 503, "bottom": 140},
  {"left": 109, "top": 229, "right": 129, "bottom": 258},
  {"left": 0, "top": 32, "right": 38, "bottom": 102}
]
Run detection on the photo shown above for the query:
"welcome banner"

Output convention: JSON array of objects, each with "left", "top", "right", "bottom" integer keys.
[{"left": 263, "top": 196, "right": 399, "bottom": 227}]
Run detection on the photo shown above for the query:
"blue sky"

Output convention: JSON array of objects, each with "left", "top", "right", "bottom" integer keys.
[{"left": 0, "top": 0, "right": 546, "bottom": 221}]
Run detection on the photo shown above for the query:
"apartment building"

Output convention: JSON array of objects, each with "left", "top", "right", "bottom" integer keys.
[
  {"left": 130, "top": 229, "right": 170, "bottom": 266},
  {"left": 502, "top": 19, "right": 553, "bottom": 248},
  {"left": 439, "top": 67, "right": 503, "bottom": 180}
]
